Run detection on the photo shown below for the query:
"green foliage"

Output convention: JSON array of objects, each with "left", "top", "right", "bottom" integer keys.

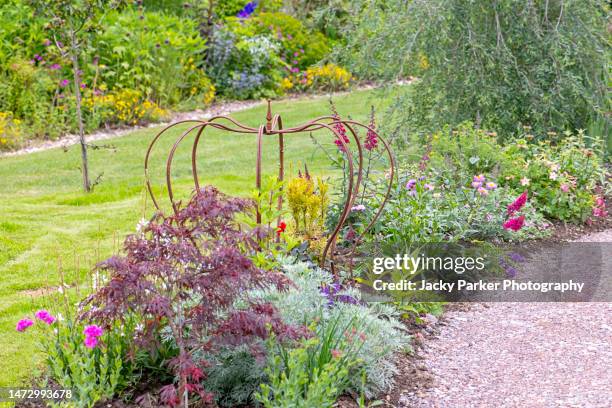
[
  {"left": 255, "top": 319, "right": 363, "bottom": 408},
  {"left": 93, "top": 9, "right": 211, "bottom": 106},
  {"left": 257, "top": 261, "right": 411, "bottom": 397},
  {"left": 340, "top": 0, "right": 610, "bottom": 139},
  {"left": 203, "top": 346, "right": 268, "bottom": 408}
]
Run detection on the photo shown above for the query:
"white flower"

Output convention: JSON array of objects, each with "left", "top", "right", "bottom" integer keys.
[
  {"left": 549, "top": 172, "right": 558, "bottom": 180},
  {"left": 520, "top": 177, "right": 530, "bottom": 186}
]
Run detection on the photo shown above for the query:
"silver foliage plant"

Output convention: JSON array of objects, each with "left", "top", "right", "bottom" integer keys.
[{"left": 256, "top": 258, "right": 411, "bottom": 397}]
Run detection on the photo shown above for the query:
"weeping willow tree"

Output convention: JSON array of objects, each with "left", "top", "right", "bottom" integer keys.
[{"left": 338, "top": 0, "right": 610, "bottom": 144}]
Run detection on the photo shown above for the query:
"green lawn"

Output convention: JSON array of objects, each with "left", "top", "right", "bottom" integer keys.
[{"left": 0, "top": 88, "right": 394, "bottom": 387}]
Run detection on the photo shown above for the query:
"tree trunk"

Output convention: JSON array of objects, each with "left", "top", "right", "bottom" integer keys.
[{"left": 70, "top": 31, "right": 91, "bottom": 192}]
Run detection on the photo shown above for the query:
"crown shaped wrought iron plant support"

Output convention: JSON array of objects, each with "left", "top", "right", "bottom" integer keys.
[{"left": 144, "top": 101, "right": 396, "bottom": 270}]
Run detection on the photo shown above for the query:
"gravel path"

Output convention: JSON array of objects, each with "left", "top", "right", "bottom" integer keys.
[{"left": 400, "top": 230, "right": 612, "bottom": 408}]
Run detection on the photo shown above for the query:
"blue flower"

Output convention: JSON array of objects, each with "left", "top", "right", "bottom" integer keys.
[
  {"left": 320, "top": 282, "right": 358, "bottom": 307},
  {"left": 237, "top": 1, "right": 258, "bottom": 18}
]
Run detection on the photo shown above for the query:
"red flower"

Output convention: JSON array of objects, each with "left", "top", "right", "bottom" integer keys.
[
  {"left": 507, "top": 191, "right": 528, "bottom": 215},
  {"left": 276, "top": 221, "right": 287, "bottom": 237},
  {"left": 503, "top": 215, "right": 525, "bottom": 232}
]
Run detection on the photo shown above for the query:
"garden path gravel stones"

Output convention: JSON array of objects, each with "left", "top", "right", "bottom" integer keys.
[{"left": 399, "top": 230, "right": 612, "bottom": 408}]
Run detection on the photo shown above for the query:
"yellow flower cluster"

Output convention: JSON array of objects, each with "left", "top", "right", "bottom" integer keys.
[
  {"left": 286, "top": 174, "right": 329, "bottom": 237},
  {"left": 282, "top": 63, "right": 353, "bottom": 93},
  {"left": 305, "top": 63, "right": 352, "bottom": 91},
  {"left": 0, "top": 111, "right": 22, "bottom": 150},
  {"left": 84, "top": 89, "right": 168, "bottom": 126}
]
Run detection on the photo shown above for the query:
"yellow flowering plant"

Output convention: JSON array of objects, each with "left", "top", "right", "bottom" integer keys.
[
  {"left": 0, "top": 111, "right": 23, "bottom": 151},
  {"left": 83, "top": 89, "right": 168, "bottom": 127}
]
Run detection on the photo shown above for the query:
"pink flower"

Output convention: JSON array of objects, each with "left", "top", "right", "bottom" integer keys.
[
  {"left": 477, "top": 187, "right": 488, "bottom": 196},
  {"left": 49, "top": 63, "right": 61, "bottom": 70},
  {"left": 560, "top": 183, "right": 570, "bottom": 192},
  {"left": 59, "top": 79, "right": 69, "bottom": 87},
  {"left": 503, "top": 215, "right": 525, "bottom": 232},
  {"left": 424, "top": 183, "right": 434, "bottom": 191},
  {"left": 485, "top": 182, "right": 497, "bottom": 190},
  {"left": 330, "top": 349, "right": 342, "bottom": 359},
  {"left": 35, "top": 310, "right": 56, "bottom": 325},
  {"left": 351, "top": 204, "right": 366, "bottom": 212},
  {"left": 80, "top": 83, "right": 87, "bottom": 89},
  {"left": 473, "top": 174, "right": 486, "bottom": 183},
  {"left": 83, "top": 325, "right": 103, "bottom": 338},
  {"left": 592, "top": 196, "right": 607, "bottom": 218},
  {"left": 406, "top": 179, "right": 417, "bottom": 190},
  {"left": 16, "top": 319, "right": 34, "bottom": 332},
  {"left": 293, "top": 52, "right": 299, "bottom": 57},
  {"left": 84, "top": 335, "right": 99, "bottom": 349},
  {"left": 507, "top": 191, "right": 528, "bottom": 215},
  {"left": 471, "top": 181, "right": 482, "bottom": 189}
]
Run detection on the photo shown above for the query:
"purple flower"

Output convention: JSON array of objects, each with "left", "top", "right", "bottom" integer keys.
[
  {"left": 43, "top": 39, "right": 51, "bottom": 46},
  {"left": 293, "top": 52, "right": 299, "bottom": 58},
  {"left": 320, "top": 282, "right": 358, "bottom": 307},
  {"left": 424, "top": 183, "right": 434, "bottom": 191},
  {"left": 485, "top": 182, "right": 497, "bottom": 190},
  {"left": 35, "top": 310, "right": 56, "bottom": 325},
  {"left": 290, "top": 67, "right": 300, "bottom": 73},
  {"left": 83, "top": 325, "right": 103, "bottom": 338},
  {"left": 351, "top": 204, "right": 366, "bottom": 212},
  {"left": 473, "top": 174, "right": 486, "bottom": 183},
  {"left": 237, "top": 1, "right": 257, "bottom": 18},
  {"left": 406, "top": 179, "right": 417, "bottom": 190},
  {"left": 59, "top": 79, "right": 69, "bottom": 87},
  {"left": 34, "top": 54, "right": 43, "bottom": 61},
  {"left": 80, "top": 83, "right": 87, "bottom": 89},
  {"left": 287, "top": 34, "right": 293, "bottom": 40},
  {"left": 471, "top": 181, "right": 483, "bottom": 189},
  {"left": 57, "top": 41, "right": 63, "bottom": 48},
  {"left": 16, "top": 319, "right": 34, "bottom": 332},
  {"left": 49, "top": 63, "right": 61, "bottom": 70},
  {"left": 508, "top": 252, "right": 526, "bottom": 263}
]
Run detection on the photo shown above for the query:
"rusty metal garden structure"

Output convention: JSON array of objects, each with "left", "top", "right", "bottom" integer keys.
[{"left": 144, "top": 101, "right": 395, "bottom": 269}]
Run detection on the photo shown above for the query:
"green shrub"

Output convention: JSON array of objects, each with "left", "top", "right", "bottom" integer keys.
[
  {"left": 93, "top": 9, "right": 210, "bottom": 107},
  {"left": 339, "top": 0, "right": 610, "bottom": 140}
]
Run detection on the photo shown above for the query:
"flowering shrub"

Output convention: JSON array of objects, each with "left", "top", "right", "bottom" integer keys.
[
  {"left": 283, "top": 63, "right": 353, "bottom": 92},
  {"left": 0, "top": 111, "right": 22, "bottom": 150},
  {"left": 83, "top": 89, "right": 168, "bottom": 127},
  {"left": 500, "top": 130, "right": 606, "bottom": 222},
  {"left": 81, "top": 186, "right": 304, "bottom": 406},
  {"left": 16, "top": 309, "right": 135, "bottom": 407}
]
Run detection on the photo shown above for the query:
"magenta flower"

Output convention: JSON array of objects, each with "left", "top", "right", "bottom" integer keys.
[
  {"left": 485, "top": 182, "right": 497, "bottom": 190},
  {"left": 503, "top": 215, "right": 525, "bottom": 232},
  {"left": 49, "top": 64, "right": 61, "bottom": 70},
  {"left": 59, "top": 79, "right": 69, "bottom": 87},
  {"left": 16, "top": 319, "right": 34, "bottom": 332},
  {"left": 330, "top": 104, "right": 350, "bottom": 152},
  {"left": 84, "top": 335, "right": 99, "bottom": 349},
  {"left": 80, "top": 83, "right": 87, "bottom": 89},
  {"left": 507, "top": 191, "right": 528, "bottom": 215},
  {"left": 473, "top": 174, "right": 486, "bottom": 183},
  {"left": 293, "top": 52, "right": 299, "bottom": 57},
  {"left": 287, "top": 34, "right": 293, "bottom": 40},
  {"left": 365, "top": 108, "right": 378, "bottom": 151},
  {"left": 35, "top": 310, "right": 56, "bottom": 325},
  {"left": 83, "top": 325, "right": 103, "bottom": 338},
  {"left": 43, "top": 39, "right": 51, "bottom": 46},
  {"left": 560, "top": 183, "right": 570, "bottom": 192},
  {"left": 471, "top": 181, "right": 482, "bottom": 189}
]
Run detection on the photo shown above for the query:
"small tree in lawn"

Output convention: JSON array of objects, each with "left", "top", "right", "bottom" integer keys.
[{"left": 29, "top": 0, "right": 126, "bottom": 192}]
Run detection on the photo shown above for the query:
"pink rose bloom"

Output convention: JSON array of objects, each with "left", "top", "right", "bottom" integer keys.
[{"left": 16, "top": 319, "right": 34, "bottom": 332}]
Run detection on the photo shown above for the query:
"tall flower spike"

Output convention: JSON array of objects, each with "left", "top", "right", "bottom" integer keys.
[
  {"left": 330, "top": 100, "right": 350, "bottom": 152},
  {"left": 364, "top": 105, "right": 378, "bottom": 151}
]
